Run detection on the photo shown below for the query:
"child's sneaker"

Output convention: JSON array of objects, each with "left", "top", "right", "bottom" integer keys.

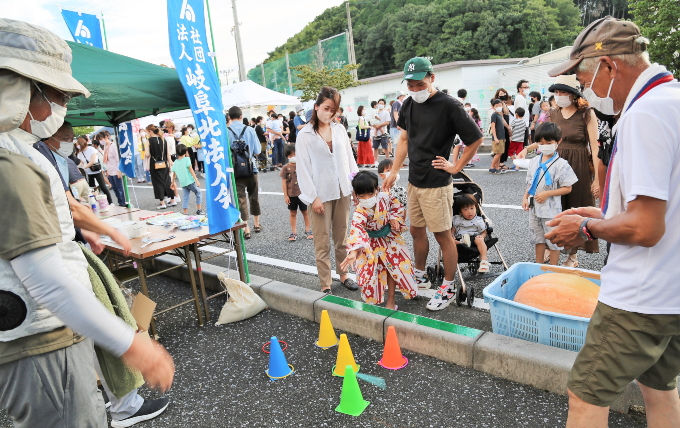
[
  {"left": 288, "top": 233, "right": 297, "bottom": 242},
  {"left": 415, "top": 275, "right": 431, "bottom": 290},
  {"left": 426, "top": 286, "right": 455, "bottom": 311},
  {"left": 305, "top": 230, "right": 314, "bottom": 240},
  {"left": 196, "top": 210, "right": 204, "bottom": 215}
]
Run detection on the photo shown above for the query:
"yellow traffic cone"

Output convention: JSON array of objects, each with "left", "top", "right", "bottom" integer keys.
[
  {"left": 332, "top": 334, "right": 360, "bottom": 377},
  {"left": 315, "top": 310, "right": 339, "bottom": 349}
]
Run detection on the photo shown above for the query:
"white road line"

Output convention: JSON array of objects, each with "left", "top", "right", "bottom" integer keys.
[
  {"left": 199, "top": 245, "right": 356, "bottom": 281},
  {"left": 199, "top": 244, "right": 490, "bottom": 310},
  {"left": 130, "top": 185, "right": 522, "bottom": 210}
]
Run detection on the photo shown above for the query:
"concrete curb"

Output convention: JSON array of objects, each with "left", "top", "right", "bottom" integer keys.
[{"left": 149, "top": 257, "right": 644, "bottom": 413}]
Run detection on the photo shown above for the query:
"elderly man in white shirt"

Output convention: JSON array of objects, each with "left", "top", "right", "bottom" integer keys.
[{"left": 296, "top": 87, "right": 360, "bottom": 294}]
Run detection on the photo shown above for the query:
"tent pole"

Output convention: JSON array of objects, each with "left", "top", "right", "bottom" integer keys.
[
  {"left": 205, "top": 0, "right": 221, "bottom": 87},
  {"left": 101, "top": 13, "right": 109, "bottom": 51}
]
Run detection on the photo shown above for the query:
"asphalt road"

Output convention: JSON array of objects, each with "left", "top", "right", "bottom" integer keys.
[
  {"left": 121, "top": 151, "right": 606, "bottom": 332},
  {"left": 0, "top": 276, "right": 642, "bottom": 428}
]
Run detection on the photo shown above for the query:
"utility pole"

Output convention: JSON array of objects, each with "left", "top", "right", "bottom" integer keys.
[
  {"left": 231, "top": 0, "right": 247, "bottom": 82},
  {"left": 285, "top": 51, "right": 293, "bottom": 95},
  {"left": 345, "top": 1, "right": 358, "bottom": 80}
]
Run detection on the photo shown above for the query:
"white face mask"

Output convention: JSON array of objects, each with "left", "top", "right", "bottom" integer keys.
[
  {"left": 28, "top": 86, "right": 67, "bottom": 139},
  {"left": 583, "top": 61, "right": 619, "bottom": 115},
  {"left": 298, "top": 110, "right": 304, "bottom": 116},
  {"left": 316, "top": 109, "right": 333, "bottom": 124},
  {"left": 50, "top": 139, "right": 74, "bottom": 158},
  {"left": 555, "top": 95, "right": 572, "bottom": 108},
  {"left": 358, "top": 195, "right": 377, "bottom": 209},
  {"left": 288, "top": 156, "right": 296, "bottom": 163},
  {"left": 464, "top": 107, "right": 471, "bottom": 112},
  {"left": 494, "top": 106, "right": 502, "bottom": 113},
  {"left": 377, "top": 104, "right": 385, "bottom": 110},
  {"left": 408, "top": 79, "right": 433, "bottom": 104},
  {"left": 538, "top": 143, "right": 557, "bottom": 156}
]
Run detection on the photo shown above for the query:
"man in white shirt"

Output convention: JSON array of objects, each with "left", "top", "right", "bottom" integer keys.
[
  {"left": 372, "top": 98, "right": 391, "bottom": 164},
  {"left": 544, "top": 16, "right": 680, "bottom": 428},
  {"left": 514, "top": 79, "right": 530, "bottom": 145}
]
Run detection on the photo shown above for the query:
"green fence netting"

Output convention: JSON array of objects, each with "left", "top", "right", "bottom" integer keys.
[{"left": 247, "top": 32, "right": 349, "bottom": 95}]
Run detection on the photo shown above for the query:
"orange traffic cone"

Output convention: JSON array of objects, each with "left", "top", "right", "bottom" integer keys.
[{"left": 378, "top": 326, "right": 408, "bottom": 370}]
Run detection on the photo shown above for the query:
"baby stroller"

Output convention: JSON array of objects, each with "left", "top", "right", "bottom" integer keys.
[{"left": 426, "top": 172, "right": 509, "bottom": 308}]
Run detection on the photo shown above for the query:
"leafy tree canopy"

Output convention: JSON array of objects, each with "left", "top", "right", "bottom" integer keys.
[
  {"left": 253, "top": 0, "right": 583, "bottom": 80},
  {"left": 291, "top": 64, "right": 364, "bottom": 101},
  {"left": 629, "top": 0, "right": 680, "bottom": 76}
]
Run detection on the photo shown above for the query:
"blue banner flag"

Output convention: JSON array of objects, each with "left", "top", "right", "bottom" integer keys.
[
  {"left": 117, "top": 122, "right": 136, "bottom": 178},
  {"left": 60, "top": 10, "right": 104, "bottom": 49},
  {"left": 167, "top": 0, "right": 240, "bottom": 234}
]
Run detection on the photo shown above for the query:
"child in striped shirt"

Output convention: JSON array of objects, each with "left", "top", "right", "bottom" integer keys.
[{"left": 509, "top": 107, "right": 527, "bottom": 171}]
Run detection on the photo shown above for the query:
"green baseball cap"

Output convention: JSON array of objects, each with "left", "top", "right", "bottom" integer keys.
[{"left": 402, "top": 57, "right": 434, "bottom": 82}]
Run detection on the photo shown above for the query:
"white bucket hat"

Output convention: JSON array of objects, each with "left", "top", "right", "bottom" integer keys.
[{"left": 0, "top": 19, "right": 89, "bottom": 132}]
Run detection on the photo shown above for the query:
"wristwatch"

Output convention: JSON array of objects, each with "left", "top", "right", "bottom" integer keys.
[{"left": 579, "top": 219, "right": 594, "bottom": 241}]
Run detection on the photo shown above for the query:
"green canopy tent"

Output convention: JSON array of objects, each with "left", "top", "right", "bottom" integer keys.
[
  {"left": 65, "top": 41, "right": 189, "bottom": 127},
  {"left": 64, "top": 42, "right": 249, "bottom": 281}
]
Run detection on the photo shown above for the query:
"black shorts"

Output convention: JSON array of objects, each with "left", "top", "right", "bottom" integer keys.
[
  {"left": 288, "top": 196, "right": 308, "bottom": 212},
  {"left": 372, "top": 135, "right": 388, "bottom": 149}
]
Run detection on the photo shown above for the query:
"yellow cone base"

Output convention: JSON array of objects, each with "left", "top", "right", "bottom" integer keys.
[
  {"left": 265, "top": 364, "right": 294, "bottom": 380},
  {"left": 314, "top": 337, "right": 339, "bottom": 349},
  {"left": 332, "top": 364, "right": 360, "bottom": 377}
]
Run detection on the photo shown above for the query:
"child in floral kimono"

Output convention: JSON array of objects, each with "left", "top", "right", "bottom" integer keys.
[{"left": 340, "top": 171, "right": 418, "bottom": 310}]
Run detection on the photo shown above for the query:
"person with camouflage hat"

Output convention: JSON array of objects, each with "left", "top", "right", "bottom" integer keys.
[{"left": 0, "top": 19, "right": 174, "bottom": 427}]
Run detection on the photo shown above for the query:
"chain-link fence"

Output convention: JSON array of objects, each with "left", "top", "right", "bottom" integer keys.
[{"left": 247, "top": 32, "right": 349, "bottom": 95}]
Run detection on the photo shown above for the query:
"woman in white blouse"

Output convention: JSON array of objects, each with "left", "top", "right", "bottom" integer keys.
[{"left": 296, "top": 87, "right": 360, "bottom": 294}]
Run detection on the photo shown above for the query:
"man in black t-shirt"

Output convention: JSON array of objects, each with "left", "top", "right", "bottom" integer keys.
[{"left": 383, "top": 57, "right": 483, "bottom": 311}]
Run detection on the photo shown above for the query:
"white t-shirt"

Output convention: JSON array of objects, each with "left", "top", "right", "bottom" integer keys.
[
  {"left": 599, "top": 81, "right": 680, "bottom": 315},
  {"left": 164, "top": 135, "right": 176, "bottom": 157},
  {"left": 77, "top": 146, "right": 100, "bottom": 175},
  {"left": 376, "top": 109, "right": 390, "bottom": 136},
  {"left": 514, "top": 94, "right": 529, "bottom": 126}
]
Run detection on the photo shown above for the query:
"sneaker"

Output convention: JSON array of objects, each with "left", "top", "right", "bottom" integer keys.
[
  {"left": 426, "top": 286, "right": 454, "bottom": 311},
  {"left": 157, "top": 204, "right": 167, "bottom": 210},
  {"left": 175, "top": 195, "right": 181, "bottom": 202},
  {"left": 289, "top": 233, "right": 297, "bottom": 242},
  {"left": 196, "top": 210, "right": 204, "bottom": 215},
  {"left": 305, "top": 230, "right": 314, "bottom": 240},
  {"left": 415, "top": 275, "right": 431, "bottom": 290},
  {"left": 488, "top": 168, "right": 497, "bottom": 174},
  {"left": 110, "top": 397, "right": 169, "bottom": 428},
  {"left": 322, "top": 288, "right": 332, "bottom": 295},
  {"left": 164, "top": 197, "right": 171, "bottom": 204},
  {"left": 167, "top": 201, "right": 178, "bottom": 207}
]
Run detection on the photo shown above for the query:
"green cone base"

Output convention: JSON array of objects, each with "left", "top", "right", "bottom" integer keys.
[{"left": 335, "top": 399, "right": 370, "bottom": 417}]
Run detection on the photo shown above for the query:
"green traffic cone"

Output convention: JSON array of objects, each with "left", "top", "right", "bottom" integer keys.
[{"left": 335, "top": 365, "right": 370, "bottom": 416}]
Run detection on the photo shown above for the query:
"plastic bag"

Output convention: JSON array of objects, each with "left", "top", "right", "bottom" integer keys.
[{"left": 215, "top": 272, "right": 268, "bottom": 325}]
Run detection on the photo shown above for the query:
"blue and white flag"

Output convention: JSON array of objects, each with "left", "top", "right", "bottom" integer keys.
[
  {"left": 117, "top": 122, "right": 136, "bottom": 178},
  {"left": 60, "top": 10, "right": 104, "bottom": 49},
  {"left": 167, "top": 0, "right": 240, "bottom": 234}
]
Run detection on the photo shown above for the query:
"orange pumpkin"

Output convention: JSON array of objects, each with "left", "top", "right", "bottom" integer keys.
[{"left": 514, "top": 273, "right": 600, "bottom": 318}]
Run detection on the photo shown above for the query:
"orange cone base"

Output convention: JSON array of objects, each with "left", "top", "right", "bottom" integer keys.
[
  {"left": 265, "top": 364, "right": 295, "bottom": 380},
  {"left": 314, "top": 337, "right": 339, "bottom": 349},
  {"left": 332, "top": 364, "right": 361, "bottom": 377},
  {"left": 378, "top": 356, "right": 408, "bottom": 370},
  {"left": 335, "top": 399, "right": 370, "bottom": 417}
]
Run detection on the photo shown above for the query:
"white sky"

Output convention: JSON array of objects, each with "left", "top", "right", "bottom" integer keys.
[{"left": 7, "top": 0, "right": 346, "bottom": 82}]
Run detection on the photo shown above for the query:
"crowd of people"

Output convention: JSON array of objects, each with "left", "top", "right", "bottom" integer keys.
[{"left": 1, "top": 15, "right": 679, "bottom": 428}]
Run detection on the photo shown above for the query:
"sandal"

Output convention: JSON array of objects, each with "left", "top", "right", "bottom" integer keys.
[
  {"left": 563, "top": 254, "right": 578, "bottom": 268},
  {"left": 244, "top": 232, "right": 251, "bottom": 240},
  {"left": 543, "top": 249, "right": 551, "bottom": 264},
  {"left": 254, "top": 225, "right": 262, "bottom": 233},
  {"left": 288, "top": 233, "right": 297, "bottom": 241},
  {"left": 322, "top": 288, "right": 332, "bottom": 295},
  {"left": 478, "top": 260, "right": 491, "bottom": 273},
  {"left": 305, "top": 230, "right": 314, "bottom": 240}
]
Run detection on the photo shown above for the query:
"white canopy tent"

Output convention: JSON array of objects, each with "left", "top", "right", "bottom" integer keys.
[{"left": 221, "top": 80, "right": 301, "bottom": 108}]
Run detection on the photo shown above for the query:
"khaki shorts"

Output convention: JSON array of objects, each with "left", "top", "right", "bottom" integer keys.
[
  {"left": 407, "top": 183, "right": 453, "bottom": 233},
  {"left": 568, "top": 301, "right": 680, "bottom": 407},
  {"left": 492, "top": 138, "right": 505, "bottom": 154}
]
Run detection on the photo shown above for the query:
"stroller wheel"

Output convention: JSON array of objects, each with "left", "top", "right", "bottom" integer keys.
[
  {"left": 426, "top": 266, "right": 436, "bottom": 286},
  {"left": 437, "top": 263, "right": 445, "bottom": 285},
  {"left": 469, "top": 263, "right": 479, "bottom": 275},
  {"left": 467, "top": 286, "right": 475, "bottom": 308},
  {"left": 455, "top": 285, "right": 463, "bottom": 307}
]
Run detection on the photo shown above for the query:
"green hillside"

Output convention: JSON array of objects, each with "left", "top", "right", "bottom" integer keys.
[{"left": 253, "top": 0, "right": 583, "bottom": 80}]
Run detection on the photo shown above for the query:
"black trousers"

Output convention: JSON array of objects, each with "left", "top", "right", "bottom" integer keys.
[{"left": 87, "top": 171, "right": 112, "bottom": 204}]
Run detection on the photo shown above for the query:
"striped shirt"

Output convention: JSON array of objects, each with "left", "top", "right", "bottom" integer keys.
[{"left": 510, "top": 118, "right": 526, "bottom": 142}]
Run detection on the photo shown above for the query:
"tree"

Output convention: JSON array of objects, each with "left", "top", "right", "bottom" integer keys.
[
  {"left": 73, "top": 126, "right": 94, "bottom": 137},
  {"left": 291, "top": 63, "right": 363, "bottom": 101},
  {"left": 629, "top": 0, "right": 680, "bottom": 75}
]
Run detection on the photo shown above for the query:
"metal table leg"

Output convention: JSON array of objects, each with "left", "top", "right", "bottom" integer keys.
[
  {"left": 184, "top": 246, "right": 204, "bottom": 326},
  {"left": 136, "top": 259, "right": 157, "bottom": 339},
  {"left": 192, "top": 243, "right": 211, "bottom": 323}
]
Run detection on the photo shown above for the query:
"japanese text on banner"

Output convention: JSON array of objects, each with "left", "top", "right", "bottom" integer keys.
[
  {"left": 167, "top": 0, "right": 240, "bottom": 234},
  {"left": 117, "top": 122, "right": 136, "bottom": 178}
]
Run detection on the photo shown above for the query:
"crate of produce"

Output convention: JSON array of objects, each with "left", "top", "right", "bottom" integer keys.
[{"left": 483, "top": 263, "right": 601, "bottom": 352}]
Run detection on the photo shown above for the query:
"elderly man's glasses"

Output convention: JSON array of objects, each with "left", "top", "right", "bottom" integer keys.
[{"left": 33, "top": 82, "right": 74, "bottom": 106}]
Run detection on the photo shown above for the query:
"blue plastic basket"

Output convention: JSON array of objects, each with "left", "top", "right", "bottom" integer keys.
[{"left": 483, "top": 263, "right": 601, "bottom": 352}]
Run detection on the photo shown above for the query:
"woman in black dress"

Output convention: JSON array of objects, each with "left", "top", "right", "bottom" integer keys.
[{"left": 146, "top": 124, "right": 177, "bottom": 209}]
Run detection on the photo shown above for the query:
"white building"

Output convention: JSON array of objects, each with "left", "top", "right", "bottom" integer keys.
[{"left": 338, "top": 45, "right": 573, "bottom": 132}]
